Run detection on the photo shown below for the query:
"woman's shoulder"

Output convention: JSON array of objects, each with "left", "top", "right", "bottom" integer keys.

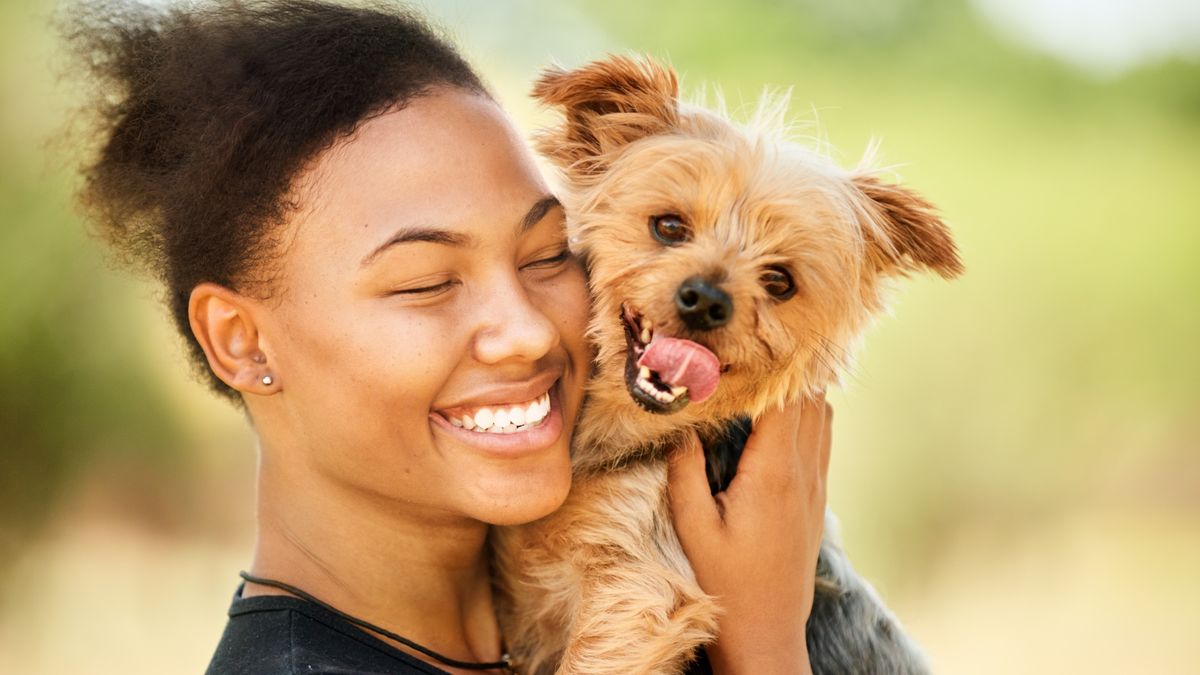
[{"left": 205, "top": 586, "right": 449, "bottom": 675}]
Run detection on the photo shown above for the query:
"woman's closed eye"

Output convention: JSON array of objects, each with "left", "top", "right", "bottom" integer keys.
[
  {"left": 388, "top": 277, "right": 458, "bottom": 297},
  {"left": 521, "top": 248, "right": 571, "bottom": 271},
  {"left": 384, "top": 245, "right": 571, "bottom": 299}
]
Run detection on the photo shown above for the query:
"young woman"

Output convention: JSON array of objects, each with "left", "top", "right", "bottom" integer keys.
[{"left": 67, "top": 1, "right": 832, "bottom": 673}]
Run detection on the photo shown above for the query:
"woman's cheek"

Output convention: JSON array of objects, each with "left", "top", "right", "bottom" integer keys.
[{"left": 544, "top": 262, "right": 590, "bottom": 337}]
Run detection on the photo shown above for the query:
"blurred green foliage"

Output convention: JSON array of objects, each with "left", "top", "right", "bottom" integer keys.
[
  {"left": 570, "top": 0, "right": 1200, "bottom": 585},
  {"left": 0, "top": 0, "right": 183, "bottom": 557},
  {"left": 1, "top": 0, "right": 1197, "bottom": 599}
]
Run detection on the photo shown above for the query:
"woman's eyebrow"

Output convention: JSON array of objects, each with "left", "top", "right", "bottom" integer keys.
[
  {"left": 362, "top": 195, "right": 563, "bottom": 269},
  {"left": 519, "top": 195, "right": 562, "bottom": 234},
  {"left": 361, "top": 227, "right": 472, "bottom": 268}
]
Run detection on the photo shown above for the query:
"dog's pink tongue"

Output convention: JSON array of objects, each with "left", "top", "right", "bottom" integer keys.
[{"left": 637, "top": 338, "right": 720, "bottom": 403}]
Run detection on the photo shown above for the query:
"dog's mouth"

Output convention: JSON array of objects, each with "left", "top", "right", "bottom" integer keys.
[{"left": 620, "top": 303, "right": 721, "bottom": 415}]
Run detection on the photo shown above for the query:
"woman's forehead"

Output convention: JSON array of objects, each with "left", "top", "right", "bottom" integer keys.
[
  {"left": 289, "top": 89, "right": 550, "bottom": 258},
  {"left": 309, "top": 90, "right": 532, "bottom": 205}
]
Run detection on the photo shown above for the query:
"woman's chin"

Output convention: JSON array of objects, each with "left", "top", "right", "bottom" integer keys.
[{"left": 471, "top": 463, "right": 573, "bottom": 527}]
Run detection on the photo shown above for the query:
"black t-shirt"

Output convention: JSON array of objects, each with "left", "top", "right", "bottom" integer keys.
[
  {"left": 205, "top": 583, "right": 453, "bottom": 674},
  {"left": 205, "top": 583, "right": 715, "bottom": 674}
]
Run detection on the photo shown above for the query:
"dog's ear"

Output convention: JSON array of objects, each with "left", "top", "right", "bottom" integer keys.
[
  {"left": 853, "top": 174, "right": 964, "bottom": 279},
  {"left": 532, "top": 55, "right": 679, "bottom": 179}
]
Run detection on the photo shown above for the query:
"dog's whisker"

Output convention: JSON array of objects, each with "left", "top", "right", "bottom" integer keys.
[
  {"left": 809, "top": 330, "right": 869, "bottom": 387},
  {"left": 805, "top": 342, "right": 839, "bottom": 380},
  {"left": 805, "top": 329, "right": 851, "bottom": 365}
]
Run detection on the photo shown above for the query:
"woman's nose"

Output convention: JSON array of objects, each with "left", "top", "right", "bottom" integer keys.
[{"left": 472, "top": 279, "right": 560, "bottom": 365}]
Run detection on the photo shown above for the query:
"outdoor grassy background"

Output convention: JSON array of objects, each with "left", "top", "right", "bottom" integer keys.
[{"left": 1, "top": 0, "right": 1197, "bottom": 672}]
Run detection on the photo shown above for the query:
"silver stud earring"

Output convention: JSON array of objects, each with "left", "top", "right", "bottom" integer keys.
[{"left": 261, "top": 375, "right": 274, "bottom": 386}]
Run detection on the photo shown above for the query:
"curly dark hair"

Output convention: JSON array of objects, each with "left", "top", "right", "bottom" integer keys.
[{"left": 63, "top": 0, "right": 488, "bottom": 402}]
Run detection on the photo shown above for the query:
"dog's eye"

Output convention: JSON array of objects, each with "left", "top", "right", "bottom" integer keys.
[
  {"left": 761, "top": 266, "right": 797, "bottom": 301},
  {"left": 649, "top": 214, "right": 690, "bottom": 245}
]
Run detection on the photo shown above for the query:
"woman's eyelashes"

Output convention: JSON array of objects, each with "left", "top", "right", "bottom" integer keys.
[
  {"left": 385, "top": 246, "right": 571, "bottom": 299},
  {"left": 521, "top": 248, "right": 571, "bottom": 270},
  {"left": 388, "top": 278, "right": 457, "bottom": 297}
]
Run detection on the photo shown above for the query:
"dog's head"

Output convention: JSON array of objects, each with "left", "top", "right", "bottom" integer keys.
[{"left": 534, "top": 56, "right": 962, "bottom": 443}]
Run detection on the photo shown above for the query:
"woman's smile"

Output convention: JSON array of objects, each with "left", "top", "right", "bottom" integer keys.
[
  {"left": 429, "top": 378, "right": 566, "bottom": 458},
  {"left": 434, "top": 369, "right": 558, "bottom": 433}
]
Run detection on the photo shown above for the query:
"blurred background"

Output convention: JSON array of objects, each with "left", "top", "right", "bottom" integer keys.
[{"left": 1, "top": 0, "right": 1197, "bottom": 672}]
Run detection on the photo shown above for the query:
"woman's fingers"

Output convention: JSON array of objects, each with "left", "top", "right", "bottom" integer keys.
[
  {"left": 668, "top": 394, "right": 831, "bottom": 560},
  {"left": 735, "top": 391, "right": 825, "bottom": 482},
  {"left": 795, "top": 393, "right": 829, "bottom": 468},
  {"left": 818, "top": 399, "right": 833, "bottom": 480},
  {"left": 670, "top": 396, "right": 834, "bottom": 673},
  {"left": 666, "top": 431, "right": 722, "bottom": 549}
]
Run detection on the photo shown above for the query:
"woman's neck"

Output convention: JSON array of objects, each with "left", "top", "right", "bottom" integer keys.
[{"left": 248, "top": 454, "right": 505, "bottom": 671}]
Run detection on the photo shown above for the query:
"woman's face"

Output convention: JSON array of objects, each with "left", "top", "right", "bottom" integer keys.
[{"left": 251, "top": 89, "right": 589, "bottom": 526}]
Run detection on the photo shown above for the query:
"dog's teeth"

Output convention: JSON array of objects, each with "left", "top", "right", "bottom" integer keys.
[
  {"left": 670, "top": 386, "right": 688, "bottom": 397},
  {"left": 639, "top": 366, "right": 651, "bottom": 381},
  {"left": 640, "top": 321, "right": 652, "bottom": 344}
]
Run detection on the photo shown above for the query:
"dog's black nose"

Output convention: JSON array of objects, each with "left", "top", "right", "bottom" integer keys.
[{"left": 676, "top": 276, "right": 733, "bottom": 331}]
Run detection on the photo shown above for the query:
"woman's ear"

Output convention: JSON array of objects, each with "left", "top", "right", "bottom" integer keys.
[
  {"left": 531, "top": 55, "right": 679, "bottom": 181},
  {"left": 853, "top": 174, "right": 964, "bottom": 279},
  {"left": 188, "top": 283, "right": 278, "bottom": 395}
]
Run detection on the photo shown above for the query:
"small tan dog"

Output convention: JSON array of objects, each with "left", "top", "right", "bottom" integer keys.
[{"left": 493, "top": 55, "right": 962, "bottom": 675}]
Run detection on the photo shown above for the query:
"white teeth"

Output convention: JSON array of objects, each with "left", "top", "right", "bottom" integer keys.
[
  {"left": 526, "top": 394, "right": 548, "bottom": 425},
  {"left": 492, "top": 408, "right": 511, "bottom": 428},
  {"left": 451, "top": 391, "right": 552, "bottom": 434},
  {"left": 638, "top": 317, "right": 652, "bottom": 344},
  {"left": 635, "top": 369, "right": 680, "bottom": 405}
]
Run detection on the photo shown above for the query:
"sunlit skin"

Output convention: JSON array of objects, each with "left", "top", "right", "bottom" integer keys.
[
  {"left": 187, "top": 88, "right": 829, "bottom": 674},
  {"left": 189, "top": 89, "right": 590, "bottom": 668}
]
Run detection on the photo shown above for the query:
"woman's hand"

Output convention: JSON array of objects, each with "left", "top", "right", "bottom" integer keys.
[{"left": 667, "top": 393, "right": 832, "bottom": 675}]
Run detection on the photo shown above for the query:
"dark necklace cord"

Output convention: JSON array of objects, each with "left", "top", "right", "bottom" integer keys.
[{"left": 238, "top": 571, "right": 513, "bottom": 672}]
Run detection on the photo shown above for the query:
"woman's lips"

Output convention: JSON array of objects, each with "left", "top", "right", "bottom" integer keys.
[
  {"left": 439, "top": 390, "right": 551, "bottom": 433},
  {"left": 429, "top": 384, "right": 564, "bottom": 457}
]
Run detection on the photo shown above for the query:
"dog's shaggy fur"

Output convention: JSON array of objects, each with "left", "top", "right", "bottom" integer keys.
[{"left": 492, "top": 55, "right": 962, "bottom": 675}]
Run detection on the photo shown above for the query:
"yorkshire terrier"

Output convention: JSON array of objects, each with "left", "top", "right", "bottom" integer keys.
[{"left": 492, "top": 55, "right": 962, "bottom": 675}]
